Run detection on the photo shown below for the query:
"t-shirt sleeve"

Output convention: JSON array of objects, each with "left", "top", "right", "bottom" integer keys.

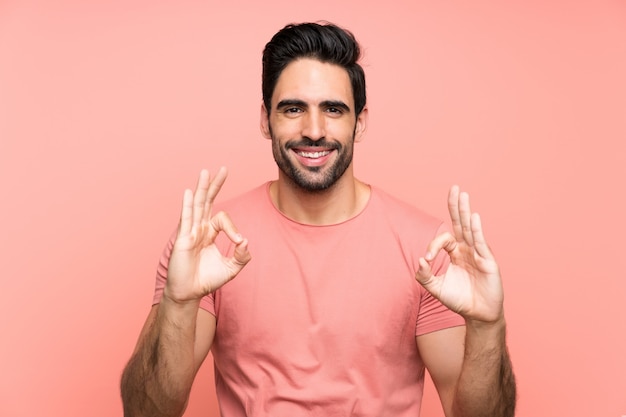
[
  {"left": 415, "top": 223, "right": 465, "bottom": 336},
  {"left": 152, "top": 229, "right": 216, "bottom": 315}
]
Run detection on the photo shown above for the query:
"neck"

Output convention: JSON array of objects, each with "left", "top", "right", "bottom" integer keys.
[{"left": 270, "top": 169, "right": 370, "bottom": 225}]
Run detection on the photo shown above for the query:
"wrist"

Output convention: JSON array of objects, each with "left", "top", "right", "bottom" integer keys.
[
  {"left": 163, "top": 281, "right": 205, "bottom": 305},
  {"left": 464, "top": 315, "right": 507, "bottom": 354},
  {"left": 161, "top": 289, "right": 202, "bottom": 311},
  {"left": 465, "top": 314, "right": 506, "bottom": 332}
]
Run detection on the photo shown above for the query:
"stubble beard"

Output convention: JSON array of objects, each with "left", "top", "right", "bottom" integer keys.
[{"left": 270, "top": 126, "right": 355, "bottom": 193}]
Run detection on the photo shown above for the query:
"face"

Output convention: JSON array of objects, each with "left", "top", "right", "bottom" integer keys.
[{"left": 261, "top": 58, "right": 367, "bottom": 192}]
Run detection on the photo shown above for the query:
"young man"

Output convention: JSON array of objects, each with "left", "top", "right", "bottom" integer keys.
[{"left": 121, "top": 23, "right": 516, "bottom": 417}]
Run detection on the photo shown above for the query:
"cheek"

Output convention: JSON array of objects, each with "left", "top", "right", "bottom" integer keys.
[
  {"left": 270, "top": 118, "right": 301, "bottom": 137},
  {"left": 330, "top": 120, "right": 357, "bottom": 138}
]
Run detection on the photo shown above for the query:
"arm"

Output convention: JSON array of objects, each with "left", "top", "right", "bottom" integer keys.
[
  {"left": 120, "top": 168, "right": 251, "bottom": 417},
  {"left": 120, "top": 304, "right": 215, "bottom": 417},
  {"left": 452, "top": 318, "right": 515, "bottom": 417},
  {"left": 415, "top": 186, "right": 516, "bottom": 417},
  {"left": 418, "top": 321, "right": 515, "bottom": 417}
]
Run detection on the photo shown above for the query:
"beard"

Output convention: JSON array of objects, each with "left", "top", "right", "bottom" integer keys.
[{"left": 270, "top": 126, "right": 355, "bottom": 192}]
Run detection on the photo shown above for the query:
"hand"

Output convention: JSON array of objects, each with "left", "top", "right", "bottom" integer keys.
[
  {"left": 416, "top": 186, "right": 504, "bottom": 324},
  {"left": 165, "top": 168, "right": 251, "bottom": 304}
]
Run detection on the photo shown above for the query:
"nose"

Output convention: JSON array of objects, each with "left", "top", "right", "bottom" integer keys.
[{"left": 301, "top": 109, "right": 326, "bottom": 141}]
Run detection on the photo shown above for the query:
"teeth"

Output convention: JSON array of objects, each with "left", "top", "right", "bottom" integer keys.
[{"left": 298, "top": 150, "right": 330, "bottom": 158}]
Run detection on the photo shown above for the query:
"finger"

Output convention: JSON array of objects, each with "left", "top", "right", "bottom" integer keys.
[
  {"left": 470, "top": 212, "right": 494, "bottom": 260},
  {"left": 178, "top": 189, "right": 194, "bottom": 236},
  {"left": 415, "top": 256, "right": 435, "bottom": 286},
  {"left": 207, "top": 167, "right": 228, "bottom": 199},
  {"left": 231, "top": 238, "right": 252, "bottom": 267},
  {"left": 448, "top": 185, "right": 463, "bottom": 241},
  {"left": 203, "top": 167, "right": 228, "bottom": 224},
  {"left": 214, "top": 213, "right": 252, "bottom": 274},
  {"left": 192, "top": 169, "right": 211, "bottom": 231},
  {"left": 424, "top": 231, "right": 457, "bottom": 262},
  {"left": 209, "top": 211, "right": 244, "bottom": 245},
  {"left": 458, "top": 191, "right": 474, "bottom": 246},
  {"left": 217, "top": 239, "right": 252, "bottom": 288}
]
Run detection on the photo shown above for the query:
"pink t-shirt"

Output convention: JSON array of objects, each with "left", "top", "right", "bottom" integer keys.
[{"left": 153, "top": 183, "right": 464, "bottom": 416}]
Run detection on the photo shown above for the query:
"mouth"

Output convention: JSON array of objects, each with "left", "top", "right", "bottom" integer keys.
[{"left": 291, "top": 147, "right": 335, "bottom": 167}]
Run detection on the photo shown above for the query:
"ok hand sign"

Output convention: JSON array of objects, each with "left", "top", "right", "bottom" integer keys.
[
  {"left": 416, "top": 186, "right": 504, "bottom": 324},
  {"left": 165, "top": 168, "right": 251, "bottom": 304}
]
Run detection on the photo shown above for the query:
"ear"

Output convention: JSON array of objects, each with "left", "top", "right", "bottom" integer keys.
[
  {"left": 353, "top": 106, "right": 368, "bottom": 143},
  {"left": 260, "top": 102, "right": 271, "bottom": 140}
]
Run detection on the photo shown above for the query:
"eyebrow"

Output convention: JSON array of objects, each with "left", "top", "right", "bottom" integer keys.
[
  {"left": 276, "top": 99, "right": 352, "bottom": 113},
  {"left": 276, "top": 99, "right": 307, "bottom": 110},
  {"left": 321, "top": 100, "right": 351, "bottom": 113}
]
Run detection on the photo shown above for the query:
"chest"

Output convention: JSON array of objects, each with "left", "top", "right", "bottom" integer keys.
[{"left": 212, "top": 221, "right": 423, "bottom": 360}]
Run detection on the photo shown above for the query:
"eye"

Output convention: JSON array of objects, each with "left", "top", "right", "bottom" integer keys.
[
  {"left": 325, "top": 106, "right": 345, "bottom": 117},
  {"left": 284, "top": 107, "right": 302, "bottom": 114}
]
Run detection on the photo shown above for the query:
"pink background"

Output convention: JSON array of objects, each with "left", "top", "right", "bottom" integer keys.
[{"left": 1, "top": 1, "right": 625, "bottom": 416}]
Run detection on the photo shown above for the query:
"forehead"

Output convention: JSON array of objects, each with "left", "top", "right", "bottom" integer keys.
[{"left": 271, "top": 58, "right": 353, "bottom": 108}]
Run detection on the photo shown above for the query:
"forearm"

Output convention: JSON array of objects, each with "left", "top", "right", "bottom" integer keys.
[
  {"left": 452, "top": 318, "right": 516, "bottom": 417},
  {"left": 121, "top": 296, "right": 200, "bottom": 417}
]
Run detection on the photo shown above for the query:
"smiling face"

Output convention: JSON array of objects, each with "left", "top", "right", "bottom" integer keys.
[{"left": 261, "top": 58, "right": 367, "bottom": 192}]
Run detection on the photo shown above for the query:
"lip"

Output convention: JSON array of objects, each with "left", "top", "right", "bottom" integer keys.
[{"left": 291, "top": 148, "right": 335, "bottom": 167}]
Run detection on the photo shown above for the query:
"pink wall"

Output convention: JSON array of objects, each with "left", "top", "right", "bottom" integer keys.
[{"left": 1, "top": 1, "right": 625, "bottom": 416}]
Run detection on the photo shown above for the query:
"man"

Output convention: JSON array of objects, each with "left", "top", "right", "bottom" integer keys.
[{"left": 121, "top": 22, "right": 516, "bottom": 417}]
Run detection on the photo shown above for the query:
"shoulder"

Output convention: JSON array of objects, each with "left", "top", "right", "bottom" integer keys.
[
  {"left": 369, "top": 186, "right": 445, "bottom": 234},
  {"left": 214, "top": 182, "right": 272, "bottom": 216},
  {"left": 211, "top": 182, "right": 280, "bottom": 238}
]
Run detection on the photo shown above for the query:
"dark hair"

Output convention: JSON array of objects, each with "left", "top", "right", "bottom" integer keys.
[{"left": 262, "top": 22, "right": 366, "bottom": 115}]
